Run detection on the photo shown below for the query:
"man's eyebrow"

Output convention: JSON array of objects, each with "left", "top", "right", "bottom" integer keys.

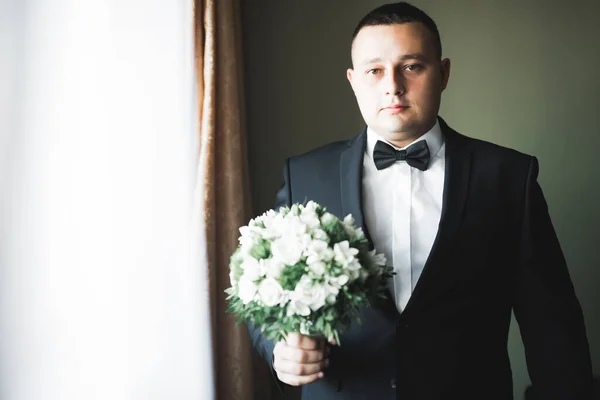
[{"left": 359, "top": 53, "right": 428, "bottom": 66}]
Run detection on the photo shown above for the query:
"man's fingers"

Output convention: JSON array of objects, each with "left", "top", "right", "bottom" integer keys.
[
  {"left": 275, "top": 371, "right": 324, "bottom": 387},
  {"left": 273, "top": 358, "right": 328, "bottom": 376},
  {"left": 286, "top": 333, "right": 322, "bottom": 350},
  {"left": 276, "top": 345, "right": 325, "bottom": 364}
]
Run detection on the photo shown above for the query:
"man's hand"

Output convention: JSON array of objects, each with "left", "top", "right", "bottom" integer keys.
[{"left": 273, "top": 333, "right": 331, "bottom": 386}]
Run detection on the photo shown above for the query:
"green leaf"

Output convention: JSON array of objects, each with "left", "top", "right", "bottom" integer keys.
[{"left": 280, "top": 262, "right": 307, "bottom": 290}]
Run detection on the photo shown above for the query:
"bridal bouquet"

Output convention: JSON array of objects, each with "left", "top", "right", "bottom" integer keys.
[{"left": 225, "top": 201, "right": 392, "bottom": 345}]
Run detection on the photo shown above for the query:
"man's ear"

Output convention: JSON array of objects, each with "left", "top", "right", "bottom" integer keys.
[
  {"left": 440, "top": 58, "right": 451, "bottom": 92},
  {"left": 347, "top": 68, "right": 355, "bottom": 91}
]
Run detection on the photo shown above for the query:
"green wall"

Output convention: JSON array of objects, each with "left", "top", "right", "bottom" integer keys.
[{"left": 242, "top": 1, "right": 599, "bottom": 398}]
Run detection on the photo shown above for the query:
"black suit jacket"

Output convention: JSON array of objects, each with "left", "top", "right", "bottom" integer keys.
[{"left": 248, "top": 118, "right": 593, "bottom": 400}]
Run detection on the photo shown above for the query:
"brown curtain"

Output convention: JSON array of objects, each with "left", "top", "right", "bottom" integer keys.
[{"left": 194, "top": 1, "right": 277, "bottom": 399}]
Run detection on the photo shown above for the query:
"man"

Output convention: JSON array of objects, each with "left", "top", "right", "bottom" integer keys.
[{"left": 248, "top": 2, "right": 593, "bottom": 399}]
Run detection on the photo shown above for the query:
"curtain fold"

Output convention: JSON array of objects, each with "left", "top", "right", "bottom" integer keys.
[{"left": 194, "top": 1, "right": 276, "bottom": 399}]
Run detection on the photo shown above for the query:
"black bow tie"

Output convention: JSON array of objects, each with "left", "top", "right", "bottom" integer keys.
[{"left": 373, "top": 139, "right": 430, "bottom": 171}]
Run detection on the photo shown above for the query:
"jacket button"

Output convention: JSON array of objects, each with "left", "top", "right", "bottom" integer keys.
[{"left": 390, "top": 379, "right": 396, "bottom": 389}]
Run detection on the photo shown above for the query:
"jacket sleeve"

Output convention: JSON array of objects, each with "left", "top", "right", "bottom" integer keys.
[
  {"left": 246, "top": 158, "right": 292, "bottom": 394},
  {"left": 513, "top": 156, "right": 593, "bottom": 399}
]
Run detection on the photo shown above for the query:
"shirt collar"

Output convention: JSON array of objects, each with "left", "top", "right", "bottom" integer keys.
[{"left": 365, "top": 119, "right": 444, "bottom": 161}]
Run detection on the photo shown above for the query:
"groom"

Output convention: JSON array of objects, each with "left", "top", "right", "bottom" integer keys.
[{"left": 248, "top": 2, "right": 593, "bottom": 399}]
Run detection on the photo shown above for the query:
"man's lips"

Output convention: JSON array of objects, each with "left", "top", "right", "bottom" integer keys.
[{"left": 381, "top": 105, "right": 409, "bottom": 112}]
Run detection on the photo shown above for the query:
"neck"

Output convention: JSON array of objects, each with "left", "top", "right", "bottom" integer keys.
[
  {"left": 386, "top": 134, "right": 425, "bottom": 149},
  {"left": 379, "top": 119, "right": 437, "bottom": 149}
]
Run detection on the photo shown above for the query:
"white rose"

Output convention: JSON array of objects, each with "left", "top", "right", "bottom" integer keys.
[
  {"left": 293, "top": 276, "right": 327, "bottom": 311},
  {"left": 258, "top": 278, "right": 285, "bottom": 307},
  {"left": 333, "top": 241, "right": 359, "bottom": 266},
  {"left": 271, "top": 236, "right": 304, "bottom": 266},
  {"left": 307, "top": 283, "right": 327, "bottom": 311},
  {"left": 238, "top": 276, "right": 258, "bottom": 304},
  {"left": 287, "top": 297, "right": 310, "bottom": 316},
  {"left": 264, "top": 258, "right": 285, "bottom": 279},
  {"left": 286, "top": 215, "right": 308, "bottom": 238},
  {"left": 287, "top": 300, "right": 310, "bottom": 316},
  {"left": 241, "top": 257, "right": 264, "bottom": 281},
  {"left": 263, "top": 213, "right": 287, "bottom": 239}
]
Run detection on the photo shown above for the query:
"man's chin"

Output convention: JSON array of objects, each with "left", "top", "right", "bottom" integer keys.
[{"left": 381, "top": 121, "right": 416, "bottom": 136}]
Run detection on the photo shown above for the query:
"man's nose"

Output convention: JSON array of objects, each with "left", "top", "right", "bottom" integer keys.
[{"left": 384, "top": 68, "right": 405, "bottom": 96}]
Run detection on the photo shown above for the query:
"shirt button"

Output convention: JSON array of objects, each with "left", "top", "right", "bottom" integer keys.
[{"left": 390, "top": 379, "right": 397, "bottom": 389}]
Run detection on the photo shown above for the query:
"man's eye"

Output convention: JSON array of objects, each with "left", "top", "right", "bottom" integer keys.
[
  {"left": 404, "top": 64, "right": 423, "bottom": 72},
  {"left": 367, "top": 68, "right": 382, "bottom": 75}
]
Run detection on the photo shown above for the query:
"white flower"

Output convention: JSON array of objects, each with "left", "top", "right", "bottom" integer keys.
[
  {"left": 346, "top": 259, "right": 362, "bottom": 270},
  {"left": 238, "top": 226, "right": 262, "bottom": 253},
  {"left": 299, "top": 320, "right": 313, "bottom": 335},
  {"left": 290, "top": 204, "right": 300, "bottom": 216},
  {"left": 287, "top": 297, "right": 311, "bottom": 317},
  {"left": 260, "top": 209, "right": 277, "bottom": 225},
  {"left": 327, "top": 274, "right": 349, "bottom": 289},
  {"left": 264, "top": 258, "right": 285, "bottom": 280},
  {"left": 258, "top": 278, "right": 285, "bottom": 307},
  {"left": 354, "top": 227, "right": 365, "bottom": 239},
  {"left": 229, "top": 270, "right": 237, "bottom": 288},
  {"left": 347, "top": 269, "right": 360, "bottom": 282},
  {"left": 305, "top": 239, "right": 334, "bottom": 265},
  {"left": 333, "top": 241, "right": 359, "bottom": 266},
  {"left": 278, "top": 290, "right": 291, "bottom": 307},
  {"left": 308, "top": 261, "right": 326, "bottom": 276},
  {"left": 288, "top": 216, "right": 309, "bottom": 237},
  {"left": 299, "top": 205, "right": 321, "bottom": 230},
  {"left": 271, "top": 236, "right": 304, "bottom": 266},
  {"left": 304, "top": 201, "right": 319, "bottom": 213},
  {"left": 238, "top": 276, "right": 258, "bottom": 304},
  {"left": 241, "top": 257, "right": 264, "bottom": 281},
  {"left": 311, "top": 228, "right": 329, "bottom": 242},
  {"left": 262, "top": 214, "right": 287, "bottom": 239},
  {"left": 368, "top": 249, "right": 387, "bottom": 270},
  {"left": 320, "top": 212, "right": 337, "bottom": 226},
  {"left": 292, "top": 276, "right": 327, "bottom": 312},
  {"left": 324, "top": 282, "right": 340, "bottom": 304},
  {"left": 359, "top": 269, "right": 370, "bottom": 283}
]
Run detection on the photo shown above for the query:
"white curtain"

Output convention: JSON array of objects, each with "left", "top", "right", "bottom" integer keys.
[{"left": 0, "top": 0, "right": 214, "bottom": 399}]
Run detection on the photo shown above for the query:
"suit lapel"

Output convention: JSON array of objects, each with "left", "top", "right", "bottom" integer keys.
[
  {"left": 402, "top": 118, "right": 472, "bottom": 316},
  {"left": 339, "top": 129, "right": 373, "bottom": 246},
  {"left": 338, "top": 120, "right": 472, "bottom": 318},
  {"left": 340, "top": 129, "right": 399, "bottom": 318}
]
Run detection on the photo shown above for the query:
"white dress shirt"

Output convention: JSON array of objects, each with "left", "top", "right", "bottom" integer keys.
[{"left": 362, "top": 121, "right": 446, "bottom": 313}]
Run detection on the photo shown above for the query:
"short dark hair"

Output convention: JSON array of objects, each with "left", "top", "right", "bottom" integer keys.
[{"left": 352, "top": 2, "right": 442, "bottom": 58}]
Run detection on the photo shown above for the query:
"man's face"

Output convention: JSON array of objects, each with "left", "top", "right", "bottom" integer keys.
[{"left": 347, "top": 22, "right": 450, "bottom": 145}]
